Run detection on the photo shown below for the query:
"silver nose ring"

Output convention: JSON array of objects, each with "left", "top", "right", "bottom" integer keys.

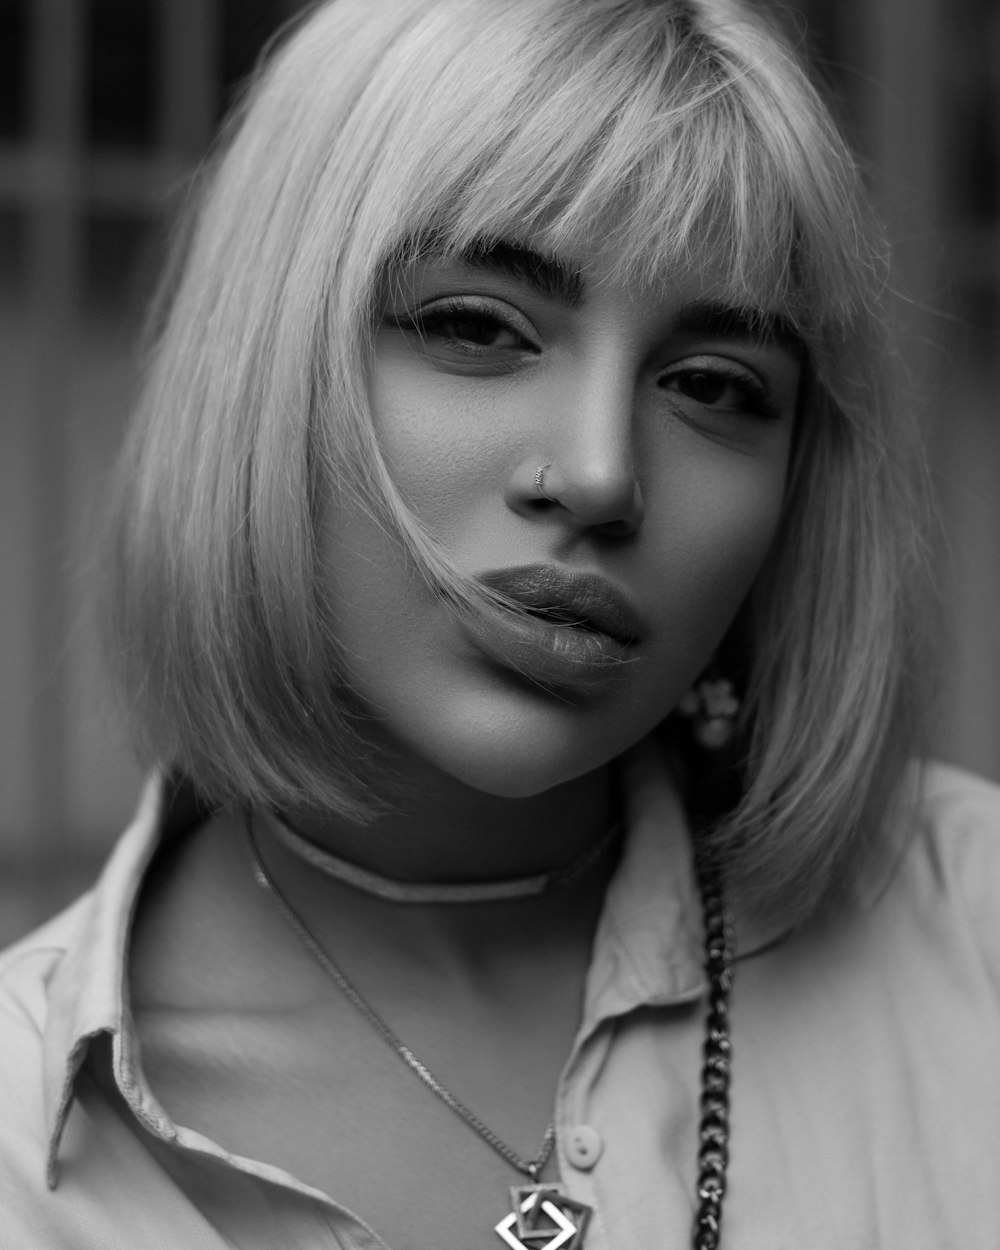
[{"left": 535, "top": 464, "right": 557, "bottom": 502}]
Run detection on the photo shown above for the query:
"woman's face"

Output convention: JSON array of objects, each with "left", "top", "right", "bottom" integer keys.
[{"left": 325, "top": 235, "right": 802, "bottom": 797}]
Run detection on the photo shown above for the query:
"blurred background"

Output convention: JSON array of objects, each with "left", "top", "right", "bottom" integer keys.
[{"left": 1, "top": 0, "right": 998, "bottom": 944}]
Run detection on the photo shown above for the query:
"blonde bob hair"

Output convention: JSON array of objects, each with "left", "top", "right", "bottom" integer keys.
[{"left": 104, "top": 0, "right": 934, "bottom": 924}]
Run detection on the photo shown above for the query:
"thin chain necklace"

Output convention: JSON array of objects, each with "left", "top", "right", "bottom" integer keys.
[{"left": 246, "top": 811, "right": 734, "bottom": 1250}]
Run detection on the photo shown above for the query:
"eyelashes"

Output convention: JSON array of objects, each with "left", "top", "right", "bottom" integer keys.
[
  {"left": 390, "top": 297, "right": 539, "bottom": 359},
  {"left": 657, "top": 361, "right": 782, "bottom": 423}
]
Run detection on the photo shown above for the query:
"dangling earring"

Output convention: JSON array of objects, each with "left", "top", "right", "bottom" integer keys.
[{"left": 677, "top": 678, "right": 740, "bottom": 750}]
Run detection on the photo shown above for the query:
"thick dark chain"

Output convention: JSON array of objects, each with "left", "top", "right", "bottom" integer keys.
[{"left": 692, "top": 853, "right": 734, "bottom": 1250}]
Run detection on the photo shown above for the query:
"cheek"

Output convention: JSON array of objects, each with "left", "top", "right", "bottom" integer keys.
[
  {"left": 367, "top": 363, "right": 506, "bottom": 536},
  {"left": 671, "top": 459, "right": 786, "bottom": 584},
  {"left": 640, "top": 433, "right": 791, "bottom": 662}
]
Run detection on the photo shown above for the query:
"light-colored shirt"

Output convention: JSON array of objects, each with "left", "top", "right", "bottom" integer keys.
[{"left": 1, "top": 753, "right": 999, "bottom": 1249}]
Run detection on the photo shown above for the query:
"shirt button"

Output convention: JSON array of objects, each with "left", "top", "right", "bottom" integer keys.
[{"left": 566, "top": 1124, "right": 603, "bottom": 1169}]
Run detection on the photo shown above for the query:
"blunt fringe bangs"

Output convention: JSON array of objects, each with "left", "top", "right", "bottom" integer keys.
[{"left": 103, "top": 0, "right": 936, "bottom": 926}]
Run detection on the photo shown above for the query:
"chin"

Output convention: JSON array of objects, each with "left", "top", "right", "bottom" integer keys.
[
  {"left": 448, "top": 757, "right": 587, "bottom": 799},
  {"left": 412, "top": 715, "right": 639, "bottom": 799},
  {"left": 376, "top": 659, "right": 675, "bottom": 800}
]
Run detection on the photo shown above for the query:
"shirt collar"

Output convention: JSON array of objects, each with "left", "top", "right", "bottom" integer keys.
[
  {"left": 42, "top": 773, "right": 205, "bottom": 1187},
  {"left": 581, "top": 742, "right": 707, "bottom": 1026},
  {"left": 582, "top": 740, "right": 793, "bottom": 1030}
]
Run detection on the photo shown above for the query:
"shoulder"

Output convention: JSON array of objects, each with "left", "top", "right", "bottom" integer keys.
[
  {"left": 0, "top": 899, "right": 88, "bottom": 1037},
  {"left": 0, "top": 901, "right": 90, "bottom": 1191},
  {"left": 917, "top": 757, "right": 1000, "bottom": 819},
  {"left": 0, "top": 898, "right": 90, "bottom": 1076},
  {"left": 911, "top": 760, "right": 1000, "bottom": 876},
  {"left": 890, "top": 761, "right": 1000, "bottom": 968}
]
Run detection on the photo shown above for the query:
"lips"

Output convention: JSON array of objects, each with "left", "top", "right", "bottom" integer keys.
[
  {"left": 478, "top": 565, "right": 641, "bottom": 644},
  {"left": 464, "top": 564, "right": 642, "bottom": 689}
]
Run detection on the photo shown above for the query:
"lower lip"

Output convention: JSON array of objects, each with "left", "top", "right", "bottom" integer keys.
[{"left": 462, "top": 609, "right": 633, "bottom": 690}]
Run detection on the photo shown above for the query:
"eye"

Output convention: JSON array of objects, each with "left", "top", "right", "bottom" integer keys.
[
  {"left": 658, "top": 359, "right": 780, "bottom": 422},
  {"left": 670, "top": 371, "right": 732, "bottom": 405},
  {"left": 420, "top": 308, "right": 526, "bottom": 350},
  {"left": 390, "top": 296, "right": 540, "bottom": 364}
]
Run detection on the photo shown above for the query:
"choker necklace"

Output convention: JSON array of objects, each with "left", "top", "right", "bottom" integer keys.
[
  {"left": 246, "top": 812, "right": 733, "bottom": 1250},
  {"left": 262, "top": 809, "right": 623, "bottom": 904}
]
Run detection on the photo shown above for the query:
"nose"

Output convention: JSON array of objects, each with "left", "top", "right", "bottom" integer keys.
[{"left": 504, "top": 376, "right": 644, "bottom": 537}]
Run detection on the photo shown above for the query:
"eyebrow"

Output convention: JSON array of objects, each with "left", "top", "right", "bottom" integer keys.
[
  {"left": 435, "top": 236, "right": 804, "bottom": 355},
  {"left": 671, "top": 300, "right": 805, "bottom": 356},
  {"left": 456, "top": 237, "right": 585, "bottom": 308}
]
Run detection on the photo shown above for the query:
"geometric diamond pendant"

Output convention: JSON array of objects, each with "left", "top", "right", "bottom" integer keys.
[{"left": 494, "top": 1185, "right": 592, "bottom": 1250}]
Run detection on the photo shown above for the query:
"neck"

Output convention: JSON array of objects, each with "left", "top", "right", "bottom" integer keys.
[
  {"left": 245, "top": 764, "right": 618, "bottom": 977},
  {"left": 276, "top": 763, "right": 617, "bottom": 887}
]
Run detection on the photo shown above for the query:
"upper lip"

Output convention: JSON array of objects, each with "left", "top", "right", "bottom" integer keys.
[{"left": 476, "top": 565, "right": 642, "bottom": 644}]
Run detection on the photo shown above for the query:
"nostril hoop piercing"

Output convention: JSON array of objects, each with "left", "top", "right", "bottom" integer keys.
[{"left": 534, "top": 464, "right": 557, "bottom": 502}]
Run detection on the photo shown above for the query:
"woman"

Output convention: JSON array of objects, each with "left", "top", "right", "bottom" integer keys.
[{"left": 2, "top": 0, "right": 998, "bottom": 1247}]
